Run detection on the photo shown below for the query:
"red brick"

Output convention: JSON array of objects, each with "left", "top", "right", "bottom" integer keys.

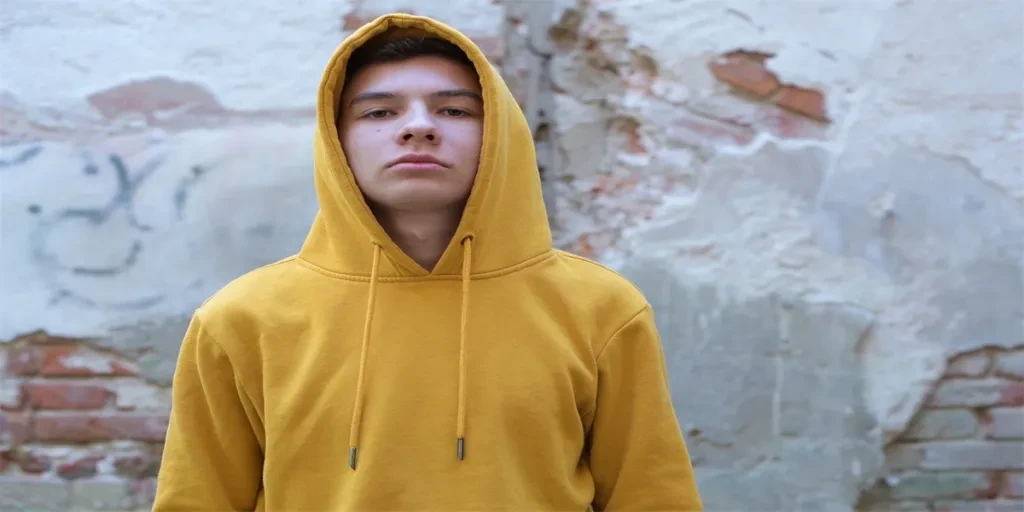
[
  {"left": 87, "top": 77, "right": 224, "bottom": 123},
  {"left": 1001, "top": 382, "right": 1024, "bottom": 406},
  {"left": 113, "top": 451, "right": 159, "bottom": 478},
  {"left": 670, "top": 111, "right": 756, "bottom": 148},
  {"left": 32, "top": 414, "right": 168, "bottom": 443},
  {"left": 0, "top": 412, "right": 30, "bottom": 444},
  {"left": 22, "top": 382, "right": 111, "bottom": 410},
  {"left": 709, "top": 51, "right": 780, "bottom": 99},
  {"left": 4, "top": 346, "right": 41, "bottom": 376},
  {"left": 776, "top": 85, "right": 828, "bottom": 122},
  {"left": 56, "top": 452, "right": 105, "bottom": 480},
  {"left": 11, "top": 448, "right": 51, "bottom": 474},
  {"left": 39, "top": 345, "right": 138, "bottom": 378}
]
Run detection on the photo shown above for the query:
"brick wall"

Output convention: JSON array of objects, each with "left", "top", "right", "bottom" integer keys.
[
  {"left": 0, "top": 332, "right": 168, "bottom": 511},
  {"left": 862, "top": 348, "right": 1024, "bottom": 512}
]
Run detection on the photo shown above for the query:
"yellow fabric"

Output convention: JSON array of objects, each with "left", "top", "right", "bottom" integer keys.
[{"left": 154, "top": 12, "right": 702, "bottom": 512}]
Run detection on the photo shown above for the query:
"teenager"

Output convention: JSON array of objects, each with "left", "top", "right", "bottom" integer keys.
[{"left": 154, "top": 13, "right": 702, "bottom": 511}]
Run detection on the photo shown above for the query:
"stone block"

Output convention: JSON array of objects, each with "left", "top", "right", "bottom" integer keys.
[
  {"left": 1004, "top": 472, "right": 1024, "bottom": 498},
  {"left": 0, "top": 476, "right": 70, "bottom": 511},
  {"left": 883, "top": 471, "right": 990, "bottom": 500},
  {"left": 932, "top": 501, "right": 1024, "bottom": 512},
  {"left": 984, "top": 407, "right": 1024, "bottom": 439},
  {"left": 994, "top": 350, "right": 1024, "bottom": 379},
  {"left": 930, "top": 379, "right": 1024, "bottom": 408},
  {"left": 70, "top": 478, "right": 131, "bottom": 510},
  {"left": 946, "top": 351, "right": 992, "bottom": 378},
  {"left": 903, "top": 409, "right": 981, "bottom": 440},
  {"left": 886, "top": 441, "right": 1024, "bottom": 471}
]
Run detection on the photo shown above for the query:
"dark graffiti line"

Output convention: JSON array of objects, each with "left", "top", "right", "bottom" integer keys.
[
  {"left": 71, "top": 240, "right": 143, "bottom": 276},
  {"left": 31, "top": 151, "right": 168, "bottom": 311},
  {"left": 0, "top": 145, "right": 43, "bottom": 168}
]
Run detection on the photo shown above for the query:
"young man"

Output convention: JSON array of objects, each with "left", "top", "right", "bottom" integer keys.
[{"left": 154, "top": 13, "right": 702, "bottom": 511}]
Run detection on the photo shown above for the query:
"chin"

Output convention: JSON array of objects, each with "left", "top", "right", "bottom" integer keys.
[{"left": 385, "top": 191, "right": 466, "bottom": 212}]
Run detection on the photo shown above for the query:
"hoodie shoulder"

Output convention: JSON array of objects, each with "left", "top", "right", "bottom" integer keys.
[
  {"left": 550, "top": 249, "right": 651, "bottom": 325},
  {"left": 193, "top": 255, "right": 306, "bottom": 342}
]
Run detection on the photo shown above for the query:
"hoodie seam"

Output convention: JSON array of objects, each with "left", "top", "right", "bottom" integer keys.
[
  {"left": 194, "top": 317, "right": 263, "bottom": 435},
  {"left": 593, "top": 303, "right": 651, "bottom": 362},
  {"left": 294, "top": 250, "right": 554, "bottom": 282},
  {"left": 579, "top": 303, "right": 651, "bottom": 422}
]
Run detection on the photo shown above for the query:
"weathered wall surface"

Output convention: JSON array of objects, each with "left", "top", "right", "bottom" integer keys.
[{"left": 2, "top": 0, "right": 1022, "bottom": 510}]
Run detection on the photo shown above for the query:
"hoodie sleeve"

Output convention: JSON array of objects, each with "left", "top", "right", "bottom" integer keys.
[
  {"left": 153, "top": 314, "right": 264, "bottom": 511},
  {"left": 588, "top": 305, "right": 703, "bottom": 511}
]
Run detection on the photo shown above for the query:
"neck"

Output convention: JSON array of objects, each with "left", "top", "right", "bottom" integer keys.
[{"left": 373, "top": 206, "right": 464, "bottom": 271}]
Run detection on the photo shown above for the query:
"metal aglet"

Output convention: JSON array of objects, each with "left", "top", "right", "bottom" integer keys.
[
  {"left": 349, "top": 447, "right": 358, "bottom": 470},
  {"left": 457, "top": 437, "right": 465, "bottom": 461}
]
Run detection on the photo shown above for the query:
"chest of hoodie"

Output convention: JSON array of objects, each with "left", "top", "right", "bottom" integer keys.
[{"left": 256, "top": 279, "right": 599, "bottom": 466}]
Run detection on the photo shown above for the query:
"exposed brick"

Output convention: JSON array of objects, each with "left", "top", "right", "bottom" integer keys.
[
  {"left": 934, "top": 501, "right": 1024, "bottom": 512},
  {"left": 0, "top": 412, "right": 30, "bottom": 444},
  {"left": 87, "top": 77, "right": 225, "bottom": 124},
  {"left": 56, "top": 452, "right": 105, "bottom": 480},
  {"left": 994, "top": 350, "right": 1024, "bottom": 379},
  {"left": 32, "top": 414, "right": 168, "bottom": 443},
  {"left": 931, "top": 378, "right": 1024, "bottom": 408},
  {"left": 887, "top": 441, "right": 1024, "bottom": 471},
  {"left": 981, "top": 407, "right": 1024, "bottom": 439},
  {"left": 776, "top": 85, "right": 828, "bottom": 122},
  {"left": 70, "top": 478, "right": 131, "bottom": 510},
  {"left": 113, "top": 450, "right": 159, "bottom": 478},
  {"left": 1004, "top": 473, "right": 1024, "bottom": 498},
  {"left": 39, "top": 345, "right": 139, "bottom": 378},
  {"left": 4, "top": 346, "right": 41, "bottom": 376},
  {"left": 10, "top": 448, "right": 51, "bottom": 474},
  {"left": 884, "top": 471, "right": 993, "bottom": 500},
  {"left": 903, "top": 409, "right": 981, "bottom": 440},
  {"left": 22, "top": 382, "right": 111, "bottom": 410},
  {"left": 708, "top": 51, "right": 780, "bottom": 98},
  {"left": 947, "top": 351, "right": 993, "bottom": 378},
  {"left": 0, "top": 476, "right": 70, "bottom": 510},
  {"left": 670, "top": 110, "right": 756, "bottom": 149}
]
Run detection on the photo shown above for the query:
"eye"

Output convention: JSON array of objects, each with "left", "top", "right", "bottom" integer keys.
[
  {"left": 442, "top": 108, "right": 470, "bottom": 117},
  {"left": 363, "top": 110, "right": 392, "bottom": 119}
]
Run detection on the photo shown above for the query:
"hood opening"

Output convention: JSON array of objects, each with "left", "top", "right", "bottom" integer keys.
[{"left": 299, "top": 13, "right": 552, "bottom": 280}]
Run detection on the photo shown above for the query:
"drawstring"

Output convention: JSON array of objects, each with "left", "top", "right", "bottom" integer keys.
[
  {"left": 348, "top": 237, "right": 474, "bottom": 470},
  {"left": 456, "top": 234, "right": 473, "bottom": 461},
  {"left": 349, "top": 243, "right": 381, "bottom": 470}
]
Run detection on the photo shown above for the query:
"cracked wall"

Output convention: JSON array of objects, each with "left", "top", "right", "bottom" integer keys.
[{"left": 2, "top": 0, "right": 1022, "bottom": 511}]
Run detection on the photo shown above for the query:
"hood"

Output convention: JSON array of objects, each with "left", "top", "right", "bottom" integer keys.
[{"left": 299, "top": 13, "right": 552, "bottom": 278}]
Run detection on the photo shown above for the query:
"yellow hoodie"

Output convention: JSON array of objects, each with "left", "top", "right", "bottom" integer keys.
[{"left": 154, "top": 13, "right": 701, "bottom": 512}]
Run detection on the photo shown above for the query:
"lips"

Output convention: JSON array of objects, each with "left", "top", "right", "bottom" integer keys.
[{"left": 387, "top": 154, "right": 449, "bottom": 168}]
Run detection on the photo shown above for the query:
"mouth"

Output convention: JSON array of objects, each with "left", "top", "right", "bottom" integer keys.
[{"left": 387, "top": 154, "right": 449, "bottom": 169}]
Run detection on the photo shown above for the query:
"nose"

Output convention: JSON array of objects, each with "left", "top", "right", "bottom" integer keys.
[{"left": 397, "top": 105, "right": 439, "bottom": 145}]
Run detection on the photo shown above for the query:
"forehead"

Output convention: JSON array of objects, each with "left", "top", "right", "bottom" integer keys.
[{"left": 342, "top": 55, "right": 481, "bottom": 99}]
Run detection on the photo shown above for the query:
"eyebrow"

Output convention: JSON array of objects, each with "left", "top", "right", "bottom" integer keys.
[{"left": 348, "top": 89, "right": 483, "bottom": 107}]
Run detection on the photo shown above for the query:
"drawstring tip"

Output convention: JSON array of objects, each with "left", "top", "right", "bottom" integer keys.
[
  {"left": 349, "top": 447, "right": 358, "bottom": 470},
  {"left": 457, "top": 437, "right": 465, "bottom": 461}
]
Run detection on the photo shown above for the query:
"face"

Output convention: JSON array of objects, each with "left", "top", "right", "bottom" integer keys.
[{"left": 338, "top": 55, "right": 484, "bottom": 215}]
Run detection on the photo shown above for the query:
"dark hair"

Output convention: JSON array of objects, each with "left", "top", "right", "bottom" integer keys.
[{"left": 344, "top": 36, "right": 476, "bottom": 86}]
